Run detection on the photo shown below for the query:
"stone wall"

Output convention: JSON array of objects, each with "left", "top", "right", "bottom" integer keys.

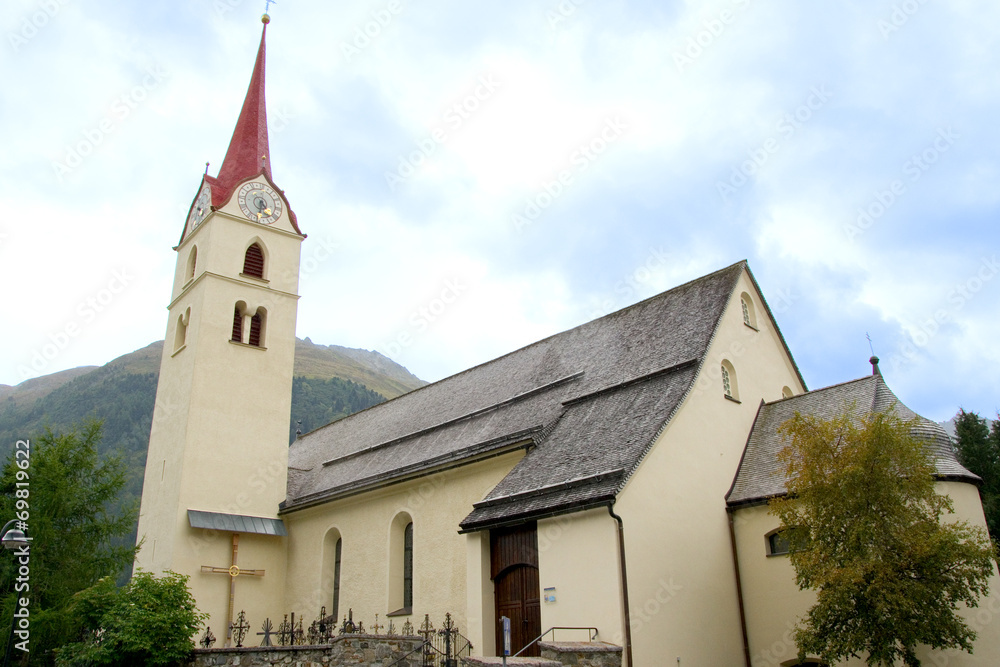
[
  {"left": 460, "top": 642, "right": 622, "bottom": 667},
  {"left": 188, "top": 635, "right": 424, "bottom": 667},
  {"left": 538, "top": 641, "right": 622, "bottom": 667}
]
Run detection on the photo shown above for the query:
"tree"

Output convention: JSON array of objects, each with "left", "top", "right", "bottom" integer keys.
[
  {"left": 953, "top": 409, "right": 1000, "bottom": 542},
  {"left": 769, "top": 410, "right": 998, "bottom": 666},
  {"left": 0, "top": 420, "right": 137, "bottom": 665},
  {"left": 54, "top": 570, "right": 207, "bottom": 667}
]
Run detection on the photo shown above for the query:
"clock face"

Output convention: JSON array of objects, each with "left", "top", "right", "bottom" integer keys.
[
  {"left": 188, "top": 185, "right": 212, "bottom": 230},
  {"left": 237, "top": 182, "right": 283, "bottom": 224}
]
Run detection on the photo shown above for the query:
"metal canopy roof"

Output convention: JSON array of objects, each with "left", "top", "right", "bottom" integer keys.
[{"left": 187, "top": 509, "right": 287, "bottom": 536}]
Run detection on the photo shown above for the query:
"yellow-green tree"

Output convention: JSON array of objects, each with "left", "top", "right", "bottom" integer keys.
[{"left": 770, "top": 411, "right": 998, "bottom": 666}]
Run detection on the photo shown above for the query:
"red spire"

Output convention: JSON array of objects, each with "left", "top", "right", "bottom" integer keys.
[{"left": 215, "top": 20, "right": 271, "bottom": 198}]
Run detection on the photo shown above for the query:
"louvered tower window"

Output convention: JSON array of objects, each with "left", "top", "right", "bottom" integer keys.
[
  {"left": 231, "top": 306, "right": 243, "bottom": 342},
  {"left": 249, "top": 312, "right": 263, "bottom": 347},
  {"left": 243, "top": 243, "right": 264, "bottom": 278}
]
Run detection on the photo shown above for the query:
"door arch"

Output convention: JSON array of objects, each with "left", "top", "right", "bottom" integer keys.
[{"left": 491, "top": 522, "right": 540, "bottom": 657}]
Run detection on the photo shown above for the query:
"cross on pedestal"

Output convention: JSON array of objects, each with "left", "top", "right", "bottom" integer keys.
[{"left": 201, "top": 534, "right": 265, "bottom": 647}]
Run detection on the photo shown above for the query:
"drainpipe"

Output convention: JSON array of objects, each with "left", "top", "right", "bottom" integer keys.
[
  {"left": 608, "top": 504, "right": 634, "bottom": 667},
  {"left": 727, "top": 508, "right": 752, "bottom": 667}
]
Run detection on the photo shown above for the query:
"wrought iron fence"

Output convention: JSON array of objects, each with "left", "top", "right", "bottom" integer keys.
[{"left": 199, "top": 606, "right": 474, "bottom": 666}]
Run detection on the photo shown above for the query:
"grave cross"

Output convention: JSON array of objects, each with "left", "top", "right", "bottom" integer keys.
[{"left": 201, "top": 534, "right": 265, "bottom": 646}]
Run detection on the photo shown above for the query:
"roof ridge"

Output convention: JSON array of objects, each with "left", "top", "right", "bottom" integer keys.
[
  {"left": 763, "top": 375, "right": 875, "bottom": 407},
  {"left": 320, "top": 372, "right": 583, "bottom": 467},
  {"left": 294, "top": 261, "right": 748, "bottom": 445},
  {"left": 562, "top": 359, "right": 697, "bottom": 407}
]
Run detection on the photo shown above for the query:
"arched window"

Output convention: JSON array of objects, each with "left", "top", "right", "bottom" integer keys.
[
  {"left": 740, "top": 292, "right": 757, "bottom": 329},
  {"left": 334, "top": 537, "right": 343, "bottom": 621},
  {"left": 243, "top": 243, "right": 265, "bottom": 278},
  {"left": 249, "top": 307, "right": 266, "bottom": 347},
  {"left": 403, "top": 522, "right": 413, "bottom": 610},
  {"left": 782, "top": 386, "right": 794, "bottom": 399},
  {"left": 322, "top": 529, "right": 343, "bottom": 622},
  {"left": 187, "top": 246, "right": 198, "bottom": 282},
  {"left": 174, "top": 307, "right": 190, "bottom": 352},
  {"left": 249, "top": 312, "right": 263, "bottom": 347},
  {"left": 721, "top": 359, "right": 739, "bottom": 401},
  {"left": 387, "top": 512, "right": 414, "bottom": 616},
  {"left": 767, "top": 530, "right": 792, "bottom": 556},
  {"left": 231, "top": 304, "right": 243, "bottom": 343}
]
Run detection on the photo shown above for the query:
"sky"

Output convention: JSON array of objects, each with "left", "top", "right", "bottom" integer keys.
[{"left": 1, "top": 0, "right": 998, "bottom": 422}]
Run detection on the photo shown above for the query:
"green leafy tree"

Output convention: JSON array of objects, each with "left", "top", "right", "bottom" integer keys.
[
  {"left": 953, "top": 409, "right": 1000, "bottom": 542},
  {"left": 0, "top": 421, "right": 137, "bottom": 665},
  {"left": 54, "top": 570, "right": 207, "bottom": 667},
  {"left": 770, "top": 410, "right": 998, "bottom": 666}
]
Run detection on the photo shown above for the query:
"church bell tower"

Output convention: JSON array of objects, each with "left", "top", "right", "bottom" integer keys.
[{"left": 135, "top": 13, "right": 304, "bottom": 642}]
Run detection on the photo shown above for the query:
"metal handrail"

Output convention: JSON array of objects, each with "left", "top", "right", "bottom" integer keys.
[{"left": 512, "top": 626, "right": 599, "bottom": 657}]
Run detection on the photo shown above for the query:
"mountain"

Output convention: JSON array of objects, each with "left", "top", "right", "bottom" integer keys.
[
  {"left": 939, "top": 414, "right": 996, "bottom": 440},
  {"left": 0, "top": 339, "right": 426, "bottom": 550}
]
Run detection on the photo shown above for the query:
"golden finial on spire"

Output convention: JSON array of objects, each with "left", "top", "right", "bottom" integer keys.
[{"left": 262, "top": 0, "right": 276, "bottom": 23}]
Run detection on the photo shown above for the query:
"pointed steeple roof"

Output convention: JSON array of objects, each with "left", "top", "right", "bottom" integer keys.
[
  {"left": 215, "top": 19, "right": 271, "bottom": 197},
  {"left": 182, "top": 15, "right": 301, "bottom": 241}
]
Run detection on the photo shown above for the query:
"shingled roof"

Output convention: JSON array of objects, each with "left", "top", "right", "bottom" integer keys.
[
  {"left": 283, "top": 261, "right": 760, "bottom": 527},
  {"left": 726, "top": 371, "right": 979, "bottom": 508}
]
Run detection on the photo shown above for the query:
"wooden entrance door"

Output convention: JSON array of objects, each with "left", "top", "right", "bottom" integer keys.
[{"left": 491, "top": 523, "right": 541, "bottom": 657}]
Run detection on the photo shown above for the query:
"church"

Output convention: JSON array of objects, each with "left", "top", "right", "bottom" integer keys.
[{"left": 134, "top": 15, "right": 1000, "bottom": 667}]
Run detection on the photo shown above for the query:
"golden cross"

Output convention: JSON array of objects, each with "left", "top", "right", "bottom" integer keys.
[{"left": 201, "top": 534, "right": 264, "bottom": 647}]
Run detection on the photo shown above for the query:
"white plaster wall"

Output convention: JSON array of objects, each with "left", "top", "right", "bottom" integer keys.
[
  {"left": 734, "top": 482, "right": 1000, "bottom": 667},
  {"left": 281, "top": 452, "right": 523, "bottom": 642},
  {"left": 536, "top": 508, "right": 624, "bottom": 647},
  {"left": 136, "top": 178, "right": 303, "bottom": 639},
  {"left": 615, "top": 268, "right": 806, "bottom": 666}
]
